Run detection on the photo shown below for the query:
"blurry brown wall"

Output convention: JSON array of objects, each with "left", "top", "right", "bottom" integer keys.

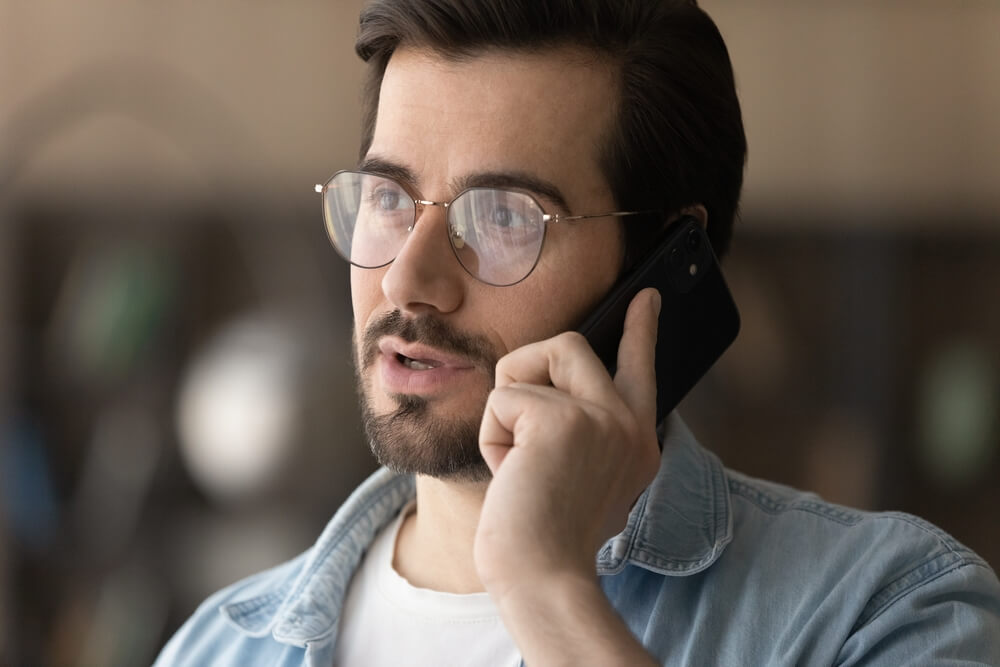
[
  {"left": 712, "top": 0, "right": 1000, "bottom": 226},
  {"left": 1, "top": 0, "right": 366, "bottom": 194},
  {"left": 2, "top": 0, "right": 998, "bottom": 221}
]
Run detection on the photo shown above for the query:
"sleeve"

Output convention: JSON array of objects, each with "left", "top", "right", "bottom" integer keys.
[{"left": 837, "top": 560, "right": 1000, "bottom": 665}]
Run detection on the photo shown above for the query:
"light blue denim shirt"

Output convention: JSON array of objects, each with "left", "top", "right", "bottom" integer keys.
[{"left": 156, "top": 415, "right": 1000, "bottom": 666}]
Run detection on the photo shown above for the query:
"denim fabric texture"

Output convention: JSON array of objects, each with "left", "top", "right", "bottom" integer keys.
[{"left": 155, "top": 414, "right": 1000, "bottom": 666}]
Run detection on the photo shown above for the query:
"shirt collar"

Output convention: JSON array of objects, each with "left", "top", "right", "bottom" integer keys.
[
  {"left": 220, "top": 469, "right": 416, "bottom": 647},
  {"left": 222, "top": 413, "right": 732, "bottom": 645},
  {"left": 597, "top": 412, "right": 733, "bottom": 576}
]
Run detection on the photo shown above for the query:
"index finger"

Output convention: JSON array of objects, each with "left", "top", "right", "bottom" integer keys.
[
  {"left": 494, "top": 331, "right": 619, "bottom": 407},
  {"left": 613, "top": 288, "right": 660, "bottom": 428}
]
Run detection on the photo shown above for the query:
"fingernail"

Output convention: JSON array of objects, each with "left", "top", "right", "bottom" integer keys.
[{"left": 652, "top": 289, "right": 662, "bottom": 318}]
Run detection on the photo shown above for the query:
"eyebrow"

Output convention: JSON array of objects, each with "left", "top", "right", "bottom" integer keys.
[
  {"left": 359, "top": 155, "right": 571, "bottom": 213},
  {"left": 357, "top": 156, "right": 417, "bottom": 186}
]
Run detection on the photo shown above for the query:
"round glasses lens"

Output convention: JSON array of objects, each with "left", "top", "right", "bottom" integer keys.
[
  {"left": 323, "top": 172, "right": 414, "bottom": 268},
  {"left": 449, "top": 189, "right": 545, "bottom": 286}
]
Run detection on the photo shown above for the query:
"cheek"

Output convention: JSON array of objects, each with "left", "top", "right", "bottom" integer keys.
[
  {"left": 532, "top": 223, "right": 623, "bottom": 320},
  {"left": 350, "top": 267, "right": 385, "bottom": 333},
  {"left": 490, "top": 255, "right": 620, "bottom": 352}
]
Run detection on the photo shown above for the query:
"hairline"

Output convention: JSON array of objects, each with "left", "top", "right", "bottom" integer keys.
[{"left": 360, "top": 42, "right": 626, "bottom": 206}]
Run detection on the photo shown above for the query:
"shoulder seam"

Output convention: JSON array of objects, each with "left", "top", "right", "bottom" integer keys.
[
  {"left": 856, "top": 512, "right": 989, "bottom": 631},
  {"left": 854, "top": 558, "right": 992, "bottom": 631}
]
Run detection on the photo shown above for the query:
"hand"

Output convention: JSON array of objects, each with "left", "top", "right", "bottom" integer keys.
[{"left": 475, "top": 287, "right": 662, "bottom": 604}]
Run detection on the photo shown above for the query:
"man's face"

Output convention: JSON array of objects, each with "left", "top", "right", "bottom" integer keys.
[{"left": 353, "top": 47, "right": 624, "bottom": 482}]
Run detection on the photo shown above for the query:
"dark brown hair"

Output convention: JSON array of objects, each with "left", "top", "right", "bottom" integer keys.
[{"left": 355, "top": 0, "right": 746, "bottom": 263}]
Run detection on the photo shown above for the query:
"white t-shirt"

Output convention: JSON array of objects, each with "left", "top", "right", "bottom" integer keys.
[{"left": 332, "top": 503, "right": 521, "bottom": 666}]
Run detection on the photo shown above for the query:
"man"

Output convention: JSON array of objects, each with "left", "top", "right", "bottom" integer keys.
[{"left": 157, "top": 1, "right": 1000, "bottom": 665}]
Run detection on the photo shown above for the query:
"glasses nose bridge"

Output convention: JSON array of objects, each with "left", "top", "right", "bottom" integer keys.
[
  {"left": 409, "top": 197, "right": 453, "bottom": 232},
  {"left": 413, "top": 196, "right": 449, "bottom": 216}
]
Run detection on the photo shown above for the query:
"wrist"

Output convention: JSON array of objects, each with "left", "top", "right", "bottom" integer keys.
[
  {"left": 489, "top": 566, "right": 598, "bottom": 619},
  {"left": 489, "top": 571, "right": 656, "bottom": 667}
]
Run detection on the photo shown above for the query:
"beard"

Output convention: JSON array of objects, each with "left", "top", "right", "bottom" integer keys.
[{"left": 354, "top": 310, "right": 499, "bottom": 483}]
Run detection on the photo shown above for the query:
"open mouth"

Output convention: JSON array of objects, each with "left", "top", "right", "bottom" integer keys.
[
  {"left": 376, "top": 337, "right": 481, "bottom": 396},
  {"left": 396, "top": 353, "right": 443, "bottom": 371}
]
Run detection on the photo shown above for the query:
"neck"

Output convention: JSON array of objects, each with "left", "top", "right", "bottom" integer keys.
[{"left": 393, "top": 474, "right": 489, "bottom": 594}]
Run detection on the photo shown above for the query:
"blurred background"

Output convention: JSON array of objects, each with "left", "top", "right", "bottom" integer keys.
[{"left": 1, "top": 1, "right": 998, "bottom": 664}]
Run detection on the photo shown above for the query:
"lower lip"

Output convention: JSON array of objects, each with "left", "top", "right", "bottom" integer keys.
[{"left": 378, "top": 353, "right": 477, "bottom": 396}]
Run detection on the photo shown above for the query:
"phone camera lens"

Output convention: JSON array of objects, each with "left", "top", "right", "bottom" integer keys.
[{"left": 686, "top": 228, "right": 702, "bottom": 252}]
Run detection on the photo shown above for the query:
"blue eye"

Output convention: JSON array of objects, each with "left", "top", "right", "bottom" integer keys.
[
  {"left": 491, "top": 206, "right": 525, "bottom": 229},
  {"left": 371, "top": 186, "right": 406, "bottom": 211},
  {"left": 474, "top": 191, "right": 534, "bottom": 230}
]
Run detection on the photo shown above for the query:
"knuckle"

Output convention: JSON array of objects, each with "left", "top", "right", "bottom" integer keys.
[
  {"left": 494, "top": 353, "right": 512, "bottom": 376},
  {"left": 493, "top": 350, "right": 523, "bottom": 383},
  {"left": 592, "top": 406, "right": 618, "bottom": 433},
  {"left": 487, "top": 385, "right": 514, "bottom": 403},
  {"left": 554, "top": 400, "right": 589, "bottom": 430},
  {"left": 555, "top": 330, "right": 588, "bottom": 350}
]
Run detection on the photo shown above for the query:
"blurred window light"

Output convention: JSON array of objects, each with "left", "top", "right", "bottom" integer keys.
[
  {"left": 176, "top": 317, "right": 303, "bottom": 505},
  {"left": 917, "top": 339, "right": 998, "bottom": 489}
]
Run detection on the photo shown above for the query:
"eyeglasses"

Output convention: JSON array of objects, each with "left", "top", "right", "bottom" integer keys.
[{"left": 316, "top": 170, "right": 652, "bottom": 287}]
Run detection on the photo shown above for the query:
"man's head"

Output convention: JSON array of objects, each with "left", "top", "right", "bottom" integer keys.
[
  {"left": 346, "top": 0, "right": 745, "bottom": 482},
  {"left": 356, "top": 0, "right": 747, "bottom": 263}
]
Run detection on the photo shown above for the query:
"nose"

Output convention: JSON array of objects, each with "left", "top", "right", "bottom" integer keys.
[{"left": 380, "top": 205, "right": 465, "bottom": 316}]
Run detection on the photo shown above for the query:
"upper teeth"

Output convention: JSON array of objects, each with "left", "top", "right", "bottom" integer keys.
[{"left": 403, "top": 357, "right": 435, "bottom": 370}]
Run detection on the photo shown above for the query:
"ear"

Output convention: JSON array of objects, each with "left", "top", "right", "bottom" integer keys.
[{"left": 678, "top": 204, "right": 708, "bottom": 228}]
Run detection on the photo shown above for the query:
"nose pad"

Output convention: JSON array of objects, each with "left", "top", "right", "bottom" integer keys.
[{"left": 450, "top": 219, "right": 467, "bottom": 249}]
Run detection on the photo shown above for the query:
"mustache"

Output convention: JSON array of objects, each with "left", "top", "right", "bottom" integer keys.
[{"left": 360, "top": 310, "right": 500, "bottom": 373}]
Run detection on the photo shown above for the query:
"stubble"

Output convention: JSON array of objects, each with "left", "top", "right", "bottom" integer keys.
[{"left": 354, "top": 310, "right": 498, "bottom": 483}]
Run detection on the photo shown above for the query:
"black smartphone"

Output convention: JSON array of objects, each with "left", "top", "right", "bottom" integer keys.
[{"left": 577, "top": 216, "right": 740, "bottom": 424}]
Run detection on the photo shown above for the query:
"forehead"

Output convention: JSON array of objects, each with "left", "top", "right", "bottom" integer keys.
[{"left": 368, "top": 47, "right": 617, "bottom": 199}]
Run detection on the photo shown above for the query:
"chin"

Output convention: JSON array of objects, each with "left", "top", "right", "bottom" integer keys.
[{"left": 357, "top": 382, "right": 493, "bottom": 483}]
